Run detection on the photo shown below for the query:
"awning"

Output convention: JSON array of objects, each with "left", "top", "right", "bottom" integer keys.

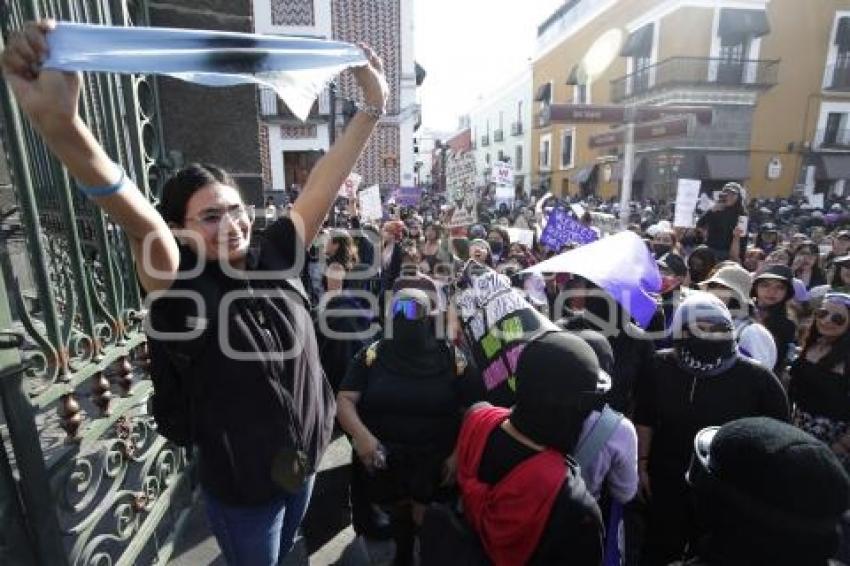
[
  {"left": 719, "top": 9, "right": 770, "bottom": 46},
  {"left": 702, "top": 153, "right": 751, "bottom": 180},
  {"left": 415, "top": 62, "right": 427, "bottom": 86},
  {"left": 837, "top": 17, "right": 850, "bottom": 50},
  {"left": 816, "top": 154, "right": 850, "bottom": 180},
  {"left": 535, "top": 82, "right": 552, "bottom": 102},
  {"left": 609, "top": 158, "right": 646, "bottom": 181},
  {"left": 566, "top": 64, "right": 580, "bottom": 85},
  {"left": 570, "top": 164, "right": 596, "bottom": 184},
  {"left": 620, "top": 24, "right": 654, "bottom": 57}
]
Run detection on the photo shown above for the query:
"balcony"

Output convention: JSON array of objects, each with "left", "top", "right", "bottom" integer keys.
[
  {"left": 815, "top": 128, "right": 850, "bottom": 150},
  {"left": 481, "top": 135, "right": 490, "bottom": 147},
  {"left": 825, "top": 62, "right": 850, "bottom": 91},
  {"left": 259, "top": 87, "right": 329, "bottom": 121},
  {"left": 494, "top": 129, "right": 505, "bottom": 142},
  {"left": 511, "top": 121, "right": 523, "bottom": 136},
  {"left": 610, "top": 57, "right": 779, "bottom": 103}
]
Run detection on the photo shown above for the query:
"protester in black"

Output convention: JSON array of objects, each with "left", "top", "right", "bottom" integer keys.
[
  {"left": 2, "top": 22, "right": 390, "bottom": 565},
  {"left": 337, "top": 288, "right": 467, "bottom": 565},
  {"left": 634, "top": 292, "right": 789, "bottom": 565},
  {"left": 752, "top": 264, "right": 797, "bottom": 374},
  {"left": 696, "top": 183, "right": 747, "bottom": 261},
  {"left": 675, "top": 418, "right": 849, "bottom": 566}
]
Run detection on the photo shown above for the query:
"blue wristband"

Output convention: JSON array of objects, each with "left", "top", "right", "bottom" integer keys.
[{"left": 77, "top": 165, "right": 128, "bottom": 198}]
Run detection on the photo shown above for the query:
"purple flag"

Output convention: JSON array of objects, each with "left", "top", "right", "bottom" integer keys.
[
  {"left": 540, "top": 204, "right": 597, "bottom": 249},
  {"left": 522, "top": 231, "right": 661, "bottom": 328},
  {"left": 396, "top": 186, "right": 422, "bottom": 207}
]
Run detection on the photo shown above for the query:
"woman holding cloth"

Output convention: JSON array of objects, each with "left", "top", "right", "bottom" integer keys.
[{"left": 2, "top": 20, "right": 388, "bottom": 565}]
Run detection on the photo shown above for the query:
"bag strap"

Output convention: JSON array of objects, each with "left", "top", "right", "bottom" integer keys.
[{"left": 573, "top": 404, "right": 624, "bottom": 479}]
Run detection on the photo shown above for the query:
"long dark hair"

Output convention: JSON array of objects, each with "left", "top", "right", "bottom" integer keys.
[
  {"left": 832, "top": 262, "right": 850, "bottom": 288},
  {"left": 326, "top": 230, "right": 359, "bottom": 271},
  {"left": 158, "top": 163, "right": 239, "bottom": 226},
  {"left": 791, "top": 242, "right": 825, "bottom": 283},
  {"left": 801, "top": 305, "right": 850, "bottom": 378}
]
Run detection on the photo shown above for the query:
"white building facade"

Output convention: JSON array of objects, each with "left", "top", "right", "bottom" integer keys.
[
  {"left": 253, "top": 0, "right": 420, "bottom": 194},
  {"left": 468, "top": 68, "right": 534, "bottom": 196}
]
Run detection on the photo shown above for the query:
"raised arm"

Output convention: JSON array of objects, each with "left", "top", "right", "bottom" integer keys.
[
  {"left": 292, "top": 44, "right": 388, "bottom": 246},
  {"left": 1, "top": 20, "right": 179, "bottom": 292}
]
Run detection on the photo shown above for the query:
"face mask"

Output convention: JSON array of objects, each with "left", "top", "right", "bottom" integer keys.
[
  {"left": 488, "top": 240, "right": 504, "bottom": 256},
  {"left": 674, "top": 336, "right": 736, "bottom": 376},
  {"left": 653, "top": 243, "right": 672, "bottom": 258}
]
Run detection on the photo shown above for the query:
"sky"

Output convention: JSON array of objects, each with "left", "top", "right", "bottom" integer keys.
[{"left": 414, "top": 0, "right": 564, "bottom": 134}]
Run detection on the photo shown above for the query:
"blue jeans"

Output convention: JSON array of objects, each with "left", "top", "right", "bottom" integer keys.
[{"left": 203, "top": 475, "right": 315, "bottom": 566}]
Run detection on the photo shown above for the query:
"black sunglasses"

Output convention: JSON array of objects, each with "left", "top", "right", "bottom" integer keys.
[{"left": 815, "top": 308, "right": 848, "bottom": 326}]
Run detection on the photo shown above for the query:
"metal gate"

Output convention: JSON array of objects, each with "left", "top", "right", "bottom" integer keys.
[{"left": 0, "top": 1, "right": 194, "bottom": 564}]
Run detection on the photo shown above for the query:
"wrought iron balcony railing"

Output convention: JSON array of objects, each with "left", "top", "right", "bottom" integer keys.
[
  {"left": 610, "top": 57, "right": 779, "bottom": 103},
  {"left": 481, "top": 135, "right": 490, "bottom": 147},
  {"left": 511, "top": 121, "right": 523, "bottom": 136},
  {"left": 494, "top": 129, "right": 505, "bottom": 142}
]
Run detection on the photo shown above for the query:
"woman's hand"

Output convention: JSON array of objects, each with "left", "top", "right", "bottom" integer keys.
[
  {"left": 441, "top": 452, "right": 457, "bottom": 487},
  {"left": 353, "top": 432, "right": 382, "bottom": 470},
  {"left": 352, "top": 43, "right": 388, "bottom": 111},
  {"left": 1, "top": 20, "right": 81, "bottom": 134}
]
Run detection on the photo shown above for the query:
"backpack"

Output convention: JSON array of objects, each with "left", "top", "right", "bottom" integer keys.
[{"left": 147, "top": 273, "right": 310, "bottom": 447}]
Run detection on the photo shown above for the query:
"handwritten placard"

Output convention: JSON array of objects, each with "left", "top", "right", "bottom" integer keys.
[
  {"left": 673, "top": 178, "right": 701, "bottom": 228},
  {"left": 539, "top": 204, "right": 598, "bottom": 249},
  {"left": 358, "top": 184, "right": 382, "bottom": 221}
]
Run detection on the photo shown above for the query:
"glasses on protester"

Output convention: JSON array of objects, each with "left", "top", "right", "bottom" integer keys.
[
  {"left": 391, "top": 297, "right": 430, "bottom": 320},
  {"left": 185, "top": 204, "right": 253, "bottom": 227},
  {"left": 815, "top": 308, "right": 848, "bottom": 326}
]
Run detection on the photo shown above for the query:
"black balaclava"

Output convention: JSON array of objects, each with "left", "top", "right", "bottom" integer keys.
[
  {"left": 669, "top": 291, "right": 738, "bottom": 376},
  {"left": 688, "top": 418, "right": 850, "bottom": 564},
  {"left": 510, "top": 332, "right": 608, "bottom": 454},
  {"left": 378, "top": 290, "right": 449, "bottom": 376},
  {"left": 652, "top": 243, "right": 672, "bottom": 258}
]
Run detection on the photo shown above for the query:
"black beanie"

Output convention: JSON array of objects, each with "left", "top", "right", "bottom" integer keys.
[
  {"left": 689, "top": 417, "right": 850, "bottom": 561},
  {"left": 510, "top": 332, "right": 608, "bottom": 454}
]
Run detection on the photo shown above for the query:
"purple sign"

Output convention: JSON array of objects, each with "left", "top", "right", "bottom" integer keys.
[
  {"left": 539, "top": 204, "right": 598, "bottom": 249},
  {"left": 396, "top": 186, "right": 421, "bottom": 207}
]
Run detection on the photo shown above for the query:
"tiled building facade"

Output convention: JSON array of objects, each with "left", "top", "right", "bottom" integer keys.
[{"left": 254, "top": 0, "right": 420, "bottom": 193}]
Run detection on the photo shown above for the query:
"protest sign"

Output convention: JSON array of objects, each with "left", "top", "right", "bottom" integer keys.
[
  {"left": 339, "top": 172, "right": 362, "bottom": 198},
  {"left": 571, "top": 203, "right": 586, "bottom": 219},
  {"left": 446, "top": 151, "right": 477, "bottom": 202},
  {"left": 492, "top": 161, "right": 514, "bottom": 186},
  {"left": 507, "top": 228, "right": 535, "bottom": 247},
  {"left": 673, "top": 178, "right": 701, "bottom": 228},
  {"left": 358, "top": 184, "right": 382, "bottom": 221},
  {"left": 539, "top": 204, "right": 598, "bottom": 249},
  {"left": 396, "top": 186, "right": 421, "bottom": 207},
  {"left": 455, "top": 263, "right": 559, "bottom": 400},
  {"left": 810, "top": 193, "right": 825, "bottom": 209},
  {"left": 448, "top": 205, "right": 477, "bottom": 227},
  {"left": 495, "top": 184, "right": 514, "bottom": 202}
]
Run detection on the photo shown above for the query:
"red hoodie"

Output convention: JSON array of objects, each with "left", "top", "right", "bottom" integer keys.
[{"left": 456, "top": 406, "right": 567, "bottom": 566}]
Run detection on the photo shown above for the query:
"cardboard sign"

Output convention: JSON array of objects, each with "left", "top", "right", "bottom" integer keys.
[
  {"left": 358, "top": 184, "right": 382, "bottom": 221},
  {"left": 492, "top": 161, "right": 514, "bottom": 186},
  {"left": 446, "top": 151, "right": 478, "bottom": 203},
  {"left": 455, "top": 263, "right": 559, "bottom": 399},
  {"left": 339, "top": 172, "right": 362, "bottom": 198},
  {"left": 507, "top": 227, "right": 535, "bottom": 248},
  {"left": 539, "top": 204, "right": 598, "bottom": 249},
  {"left": 495, "top": 184, "right": 514, "bottom": 202},
  {"left": 673, "top": 178, "right": 701, "bottom": 228}
]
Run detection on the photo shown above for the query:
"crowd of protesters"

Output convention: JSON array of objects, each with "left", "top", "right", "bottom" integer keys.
[{"left": 6, "top": 20, "right": 850, "bottom": 566}]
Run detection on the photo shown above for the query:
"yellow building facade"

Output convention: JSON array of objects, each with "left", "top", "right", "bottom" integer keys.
[{"left": 532, "top": 0, "right": 850, "bottom": 201}]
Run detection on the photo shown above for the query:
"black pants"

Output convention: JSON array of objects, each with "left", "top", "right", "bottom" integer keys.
[{"left": 640, "top": 474, "right": 694, "bottom": 566}]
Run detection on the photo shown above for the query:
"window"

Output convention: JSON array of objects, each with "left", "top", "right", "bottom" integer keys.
[
  {"left": 573, "top": 83, "right": 588, "bottom": 104},
  {"left": 516, "top": 145, "right": 523, "bottom": 170},
  {"left": 632, "top": 55, "right": 652, "bottom": 93},
  {"left": 561, "top": 129, "right": 575, "bottom": 169},
  {"left": 499, "top": 111, "right": 504, "bottom": 130},
  {"left": 517, "top": 100, "right": 523, "bottom": 121},
  {"left": 539, "top": 134, "right": 551, "bottom": 170},
  {"left": 717, "top": 40, "right": 749, "bottom": 85},
  {"left": 485, "top": 153, "right": 491, "bottom": 165},
  {"left": 824, "top": 112, "right": 848, "bottom": 145}
]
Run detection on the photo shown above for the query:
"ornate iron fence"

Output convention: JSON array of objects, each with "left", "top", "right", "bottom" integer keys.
[{"left": 0, "top": 1, "right": 194, "bottom": 564}]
